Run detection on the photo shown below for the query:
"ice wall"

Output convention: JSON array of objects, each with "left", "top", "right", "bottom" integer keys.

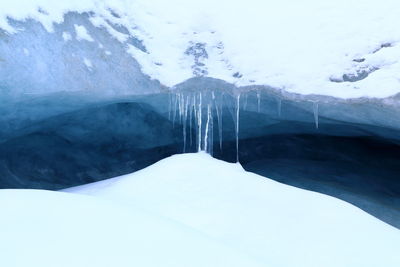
[
  {"left": 1, "top": 11, "right": 400, "bottom": 134},
  {"left": 0, "top": 12, "right": 162, "bottom": 97}
]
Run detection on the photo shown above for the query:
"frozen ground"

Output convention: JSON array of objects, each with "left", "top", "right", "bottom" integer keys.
[
  {"left": 64, "top": 153, "right": 400, "bottom": 267},
  {"left": 1, "top": 0, "right": 400, "bottom": 98}
]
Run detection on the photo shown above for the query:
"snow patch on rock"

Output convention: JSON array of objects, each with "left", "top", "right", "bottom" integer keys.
[{"left": 74, "top": 24, "right": 94, "bottom": 42}]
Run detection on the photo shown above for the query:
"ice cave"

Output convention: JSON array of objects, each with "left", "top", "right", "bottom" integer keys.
[{"left": 0, "top": 1, "right": 399, "bottom": 266}]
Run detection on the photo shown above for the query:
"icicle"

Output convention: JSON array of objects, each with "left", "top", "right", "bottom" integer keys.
[
  {"left": 204, "top": 104, "right": 211, "bottom": 153},
  {"left": 179, "top": 94, "right": 181, "bottom": 118},
  {"left": 168, "top": 92, "right": 172, "bottom": 120},
  {"left": 257, "top": 92, "right": 261, "bottom": 113},
  {"left": 210, "top": 105, "right": 214, "bottom": 156},
  {"left": 197, "top": 93, "right": 202, "bottom": 152},
  {"left": 235, "top": 94, "right": 241, "bottom": 163},
  {"left": 193, "top": 95, "right": 198, "bottom": 150},
  {"left": 183, "top": 112, "right": 186, "bottom": 153},
  {"left": 313, "top": 102, "right": 319, "bottom": 129},
  {"left": 189, "top": 95, "right": 194, "bottom": 147},
  {"left": 277, "top": 98, "right": 282, "bottom": 117},
  {"left": 177, "top": 94, "right": 181, "bottom": 123},
  {"left": 193, "top": 94, "right": 197, "bottom": 120},
  {"left": 215, "top": 96, "right": 223, "bottom": 151},
  {"left": 172, "top": 93, "right": 178, "bottom": 127},
  {"left": 179, "top": 93, "right": 184, "bottom": 123},
  {"left": 181, "top": 94, "right": 186, "bottom": 123},
  {"left": 243, "top": 93, "right": 248, "bottom": 110},
  {"left": 219, "top": 102, "right": 223, "bottom": 151},
  {"left": 210, "top": 92, "right": 215, "bottom": 156},
  {"left": 182, "top": 96, "right": 190, "bottom": 153}
]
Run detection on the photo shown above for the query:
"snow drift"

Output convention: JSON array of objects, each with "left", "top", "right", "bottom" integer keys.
[
  {"left": 0, "top": 189, "right": 262, "bottom": 267},
  {"left": 64, "top": 153, "right": 400, "bottom": 267}
]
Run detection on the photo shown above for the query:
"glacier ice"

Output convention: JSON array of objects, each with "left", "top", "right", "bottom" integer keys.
[
  {"left": 235, "top": 94, "right": 240, "bottom": 162},
  {"left": 0, "top": 4, "right": 400, "bottom": 230}
]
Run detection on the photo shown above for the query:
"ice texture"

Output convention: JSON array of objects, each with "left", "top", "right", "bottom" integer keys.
[
  {"left": 1, "top": 0, "right": 400, "bottom": 98},
  {"left": 0, "top": 12, "right": 161, "bottom": 96}
]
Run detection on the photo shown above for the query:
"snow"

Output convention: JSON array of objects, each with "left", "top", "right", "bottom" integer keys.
[
  {"left": 1, "top": 153, "right": 399, "bottom": 266},
  {"left": 65, "top": 153, "right": 400, "bottom": 267},
  {"left": 0, "top": 189, "right": 262, "bottom": 267},
  {"left": 74, "top": 24, "right": 94, "bottom": 42},
  {"left": 83, "top": 57, "right": 93, "bottom": 69},
  {"left": 1, "top": 1, "right": 400, "bottom": 98},
  {"left": 62, "top": 31, "right": 72, "bottom": 41}
]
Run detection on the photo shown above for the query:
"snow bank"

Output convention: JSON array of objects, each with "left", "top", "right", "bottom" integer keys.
[
  {"left": 66, "top": 153, "right": 400, "bottom": 267},
  {"left": 1, "top": 0, "right": 400, "bottom": 98},
  {"left": 0, "top": 189, "right": 262, "bottom": 267}
]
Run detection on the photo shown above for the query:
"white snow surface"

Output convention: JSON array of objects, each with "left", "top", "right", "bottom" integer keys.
[
  {"left": 74, "top": 24, "right": 94, "bottom": 42},
  {"left": 64, "top": 153, "right": 400, "bottom": 267},
  {"left": 0, "top": 189, "right": 262, "bottom": 267},
  {"left": 83, "top": 57, "right": 93, "bottom": 69},
  {"left": 1, "top": 0, "right": 400, "bottom": 98},
  {"left": 61, "top": 31, "right": 72, "bottom": 41}
]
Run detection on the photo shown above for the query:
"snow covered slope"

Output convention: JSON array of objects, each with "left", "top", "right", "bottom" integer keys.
[
  {"left": 0, "top": 189, "right": 263, "bottom": 267},
  {"left": 1, "top": 0, "right": 400, "bottom": 98},
  {"left": 65, "top": 153, "right": 400, "bottom": 267}
]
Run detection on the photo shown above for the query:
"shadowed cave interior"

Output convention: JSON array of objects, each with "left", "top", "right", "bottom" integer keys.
[{"left": 0, "top": 90, "right": 399, "bottom": 229}]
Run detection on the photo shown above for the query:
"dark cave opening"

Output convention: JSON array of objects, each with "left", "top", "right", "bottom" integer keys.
[
  {"left": 213, "top": 131, "right": 400, "bottom": 229},
  {"left": 0, "top": 95, "right": 399, "bottom": 228}
]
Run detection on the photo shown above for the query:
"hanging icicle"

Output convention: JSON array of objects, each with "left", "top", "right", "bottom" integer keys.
[
  {"left": 168, "top": 92, "right": 172, "bottom": 120},
  {"left": 235, "top": 94, "right": 241, "bottom": 163},
  {"left": 257, "top": 92, "right": 261, "bottom": 113},
  {"left": 172, "top": 93, "right": 178, "bottom": 127},
  {"left": 204, "top": 104, "right": 211, "bottom": 153},
  {"left": 215, "top": 94, "right": 223, "bottom": 151},
  {"left": 219, "top": 101, "right": 223, "bottom": 151},
  {"left": 210, "top": 104, "right": 214, "bottom": 156},
  {"left": 197, "top": 92, "right": 202, "bottom": 152},
  {"left": 182, "top": 95, "right": 190, "bottom": 153},
  {"left": 189, "top": 94, "right": 194, "bottom": 147},
  {"left": 179, "top": 93, "right": 184, "bottom": 123},
  {"left": 210, "top": 92, "right": 215, "bottom": 156}
]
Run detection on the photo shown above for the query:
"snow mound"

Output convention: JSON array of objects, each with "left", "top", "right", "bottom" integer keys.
[
  {"left": 0, "top": 189, "right": 262, "bottom": 267},
  {"left": 66, "top": 153, "right": 400, "bottom": 267},
  {"left": 1, "top": 0, "right": 400, "bottom": 98}
]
